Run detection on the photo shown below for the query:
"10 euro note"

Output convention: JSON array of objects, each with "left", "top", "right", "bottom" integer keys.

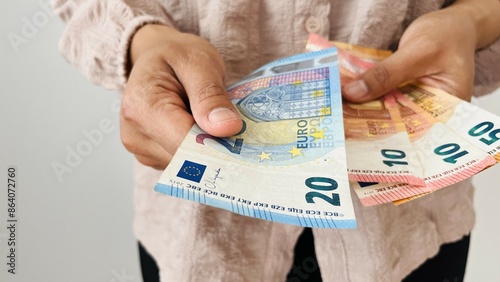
[
  {"left": 155, "top": 48, "right": 356, "bottom": 228},
  {"left": 400, "top": 83, "right": 500, "bottom": 162},
  {"left": 343, "top": 93, "right": 424, "bottom": 185},
  {"left": 306, "top": 34, "right": 424, "bottom": 185}
]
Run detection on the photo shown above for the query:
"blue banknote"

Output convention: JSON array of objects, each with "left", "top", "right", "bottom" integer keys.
[{"left": 155, "top": 48, "right": 356, "bottom": 228}]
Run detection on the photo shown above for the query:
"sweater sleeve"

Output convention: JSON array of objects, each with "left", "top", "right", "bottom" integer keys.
[
  {"left": 52, "top": 0, "right": 175, "bottom": 92},
  {"left": 474, "top": 38, "right": 500, "bottom": 97}
]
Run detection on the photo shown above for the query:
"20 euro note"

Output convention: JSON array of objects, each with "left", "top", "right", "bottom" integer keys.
[
  {"left": 155, "top": 48, "right": 356, "bottom": 228},
  {"left": 306, "top": 34, "right": 424, "bottom": 185},
  {"left": 353, "top": 91, "right": 497, "bottom": 206}
]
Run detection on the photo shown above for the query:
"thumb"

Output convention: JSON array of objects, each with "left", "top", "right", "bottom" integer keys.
[
  {"left": 176, "top": 66, "right": 243, "bottom": 138},
  {"left": 343, "top": 50, "right": 422, "bottom": 102}
]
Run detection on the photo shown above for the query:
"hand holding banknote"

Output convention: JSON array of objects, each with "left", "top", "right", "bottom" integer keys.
[
  {"left": 121, "top": 24, "right": 243, "bottom": 169},
  {"left": 155, "top": 48, "right": 357, "bottom": 228},
  {"left": 343, "top": 1, "right": 497, "bottom": 103}
]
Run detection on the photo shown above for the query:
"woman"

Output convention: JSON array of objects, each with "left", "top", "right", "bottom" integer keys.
[{"left": 53, "top": 0, "right": 500, "bottom": 281}]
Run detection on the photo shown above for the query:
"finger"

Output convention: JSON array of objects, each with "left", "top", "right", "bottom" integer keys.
[
  {"left": 343, "top": 48, "right": 429, "bottom": 103},
  {"left": 120, "top": 114, "right": 172, "bottom": 169},
  {"left": 123, "top": 57, "right": 196, "bottom": 155},
  {"left": 173, "top": 52, "right": 243, "bottom": 138},
  {"left": 121, "top": 96, "right": 190, "bottom": 160},
  {"left": 135, "top": 152, "right": 171, "bottom": 170},
  {"left": 418, "top": 76, "right": 471, "bottom": 101}
]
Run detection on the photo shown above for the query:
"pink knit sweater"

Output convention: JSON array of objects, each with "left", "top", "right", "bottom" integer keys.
[{"left": 53, "top": 0, "right": 499, "bottom": 281}]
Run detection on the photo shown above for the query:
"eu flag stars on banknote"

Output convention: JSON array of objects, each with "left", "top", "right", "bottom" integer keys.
[{"left": 155, "top": 48, "right": 357, "bottom": 229}]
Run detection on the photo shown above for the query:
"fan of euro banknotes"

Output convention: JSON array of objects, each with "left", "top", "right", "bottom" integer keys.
[{"left": 154, "top": 34, "right": 500, "bottom": 229}]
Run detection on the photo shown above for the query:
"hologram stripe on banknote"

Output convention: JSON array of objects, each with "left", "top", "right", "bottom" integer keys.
[{"left": 155, "top": 48, "right": 356, "bottom": 228}]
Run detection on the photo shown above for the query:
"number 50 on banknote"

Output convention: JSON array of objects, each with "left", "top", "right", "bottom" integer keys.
[{"left": 155, "top": 49, "right": 356, "bottom": 228}]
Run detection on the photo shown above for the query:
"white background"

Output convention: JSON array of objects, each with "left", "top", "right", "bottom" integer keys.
[{"left": 1, "top": 1, "right": 499, "bottom": 281}]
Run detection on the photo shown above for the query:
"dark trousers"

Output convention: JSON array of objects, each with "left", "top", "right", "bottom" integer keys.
[{"left": 139, "top": 228, "right": 470, "bottom": 282}]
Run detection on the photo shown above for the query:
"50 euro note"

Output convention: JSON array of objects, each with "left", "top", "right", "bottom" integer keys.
[
  {"left": 353, "top": 91, "right": 497, "bottom": 206},
  {"left": 306, "top": 34, "right": 424, "bottom": 185},
  {"left": 155, "top": 48, "right": 356, "bottom": 228}
]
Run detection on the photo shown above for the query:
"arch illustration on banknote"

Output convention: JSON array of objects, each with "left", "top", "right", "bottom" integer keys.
[{"left": 195, "top": 66, "right": 344, "bottom": 166}]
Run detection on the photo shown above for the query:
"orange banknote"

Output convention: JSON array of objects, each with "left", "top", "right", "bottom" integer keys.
[
  {"left": 354, "top": 92, "right": 496, "bottom": 206},
  {"left": 306, "top": 34, "right": 499, "bottom": 206},
  {"left": 307, "top": 34, "right": 424, "bottom": 186}
]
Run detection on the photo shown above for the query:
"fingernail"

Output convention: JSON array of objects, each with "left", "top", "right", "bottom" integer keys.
[
  {"left": 208, "top": 107, "right": 240, "bottom": 124},
  {"left": 344, "top": 80, "right": 368, "bottom": 100}
]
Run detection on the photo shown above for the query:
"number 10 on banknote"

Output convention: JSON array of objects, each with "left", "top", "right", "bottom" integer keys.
[{"left": 155, "top": 49, "right": 356, "bottom": 228}]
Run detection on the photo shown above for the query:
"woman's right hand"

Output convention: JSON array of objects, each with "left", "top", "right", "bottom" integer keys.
[{"left": 121, "top": 24, "right": 243, "bottom": 170}]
